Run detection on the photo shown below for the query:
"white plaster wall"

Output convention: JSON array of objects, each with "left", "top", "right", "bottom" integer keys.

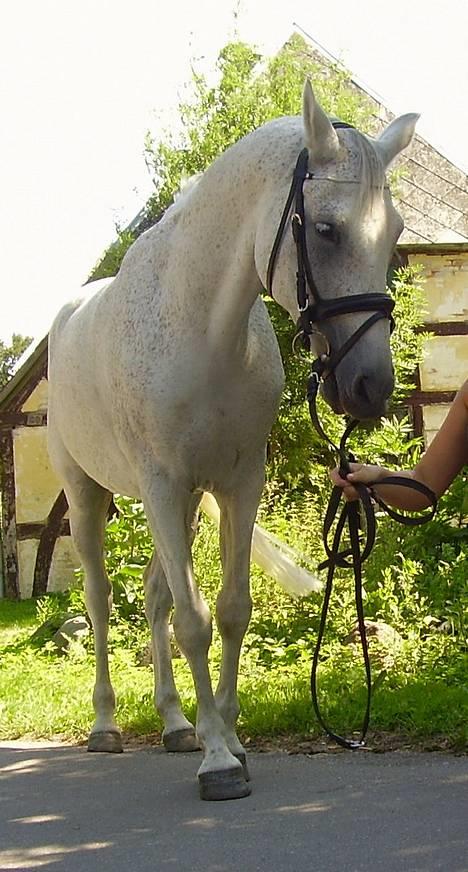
[
  {"left": 407, "top": 252, "right": 467, "bottom": 447},
  {"left": 48, "top": 538, "right": 81, "bottom": 593},
  {"left": 423, "top": 403, "right": 451, "bottom": 446},
  {"left": 12, "top": 378, "right": 80, "bottom": 597},
  {"left": 16, "top": 533, "right": 79, "bottom": 598},
  {"left": 17, "top": 539, "right": 38, "bottom": 599}
]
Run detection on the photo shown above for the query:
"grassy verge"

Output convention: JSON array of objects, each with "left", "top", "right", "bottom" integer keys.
[{"left": 1, "top": 598, "right": 466, "bottom": 751}]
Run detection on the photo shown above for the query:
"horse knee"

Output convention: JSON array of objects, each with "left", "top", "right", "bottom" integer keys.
[
  {"left": 172, "top": 597, "right": 212, "bottom": 658},
  {"left": 216, "top": 590, "right": 252, "bottom": 640},
  {"left": 84, "top": 574, "right": 113, "bottom": 622}
]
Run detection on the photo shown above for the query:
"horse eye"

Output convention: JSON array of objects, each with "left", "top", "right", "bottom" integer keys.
[{"left": 315, "top": 221, "right": 336, "bottom": 240}]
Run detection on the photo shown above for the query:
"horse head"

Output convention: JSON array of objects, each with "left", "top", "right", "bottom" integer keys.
[{"left": 256, "top": 81, "right": 419, "bottom": 420}]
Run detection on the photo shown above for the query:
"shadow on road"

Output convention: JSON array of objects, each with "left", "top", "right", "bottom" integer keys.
[{"left": 1, "top": 743, "right": 467, "bottom": 871}]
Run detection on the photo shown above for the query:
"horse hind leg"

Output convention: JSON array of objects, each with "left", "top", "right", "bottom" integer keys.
[
  {"left": 144, "top": 523, "right": 200, "bottom": 753},
  {"left": 55, "top": 449, "right": 120, "bottom": 752}
]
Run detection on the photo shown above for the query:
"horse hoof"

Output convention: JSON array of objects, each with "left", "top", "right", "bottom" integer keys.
[
  {"left": 235, "top": 752, "right": 250, "bottom": 782},
  {"left": 163, "top": 728, "right": 200, "bottom": 753},
  {"left": 198, "top": 767, "right": 251, "bottom": 801},
  {"left": 87, "top": 730, "right": 123, "bottom": 753}
]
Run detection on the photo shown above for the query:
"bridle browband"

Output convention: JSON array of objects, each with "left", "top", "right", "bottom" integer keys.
[
  {"left": 266, "top": 122, "right": 395, "bottom": 381},
  {"left": 265, "top": 122, "right": 437, "bottom": 750}
]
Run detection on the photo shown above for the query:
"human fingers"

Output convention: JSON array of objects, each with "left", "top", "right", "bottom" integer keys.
[
  {"left": 329, "top": 467, "right": 348, "bottom": 487},
  {"left": 329, "top": 468, "right": 360, "bottom": 501},
  {"left": 346, "top": 463, "right": 385, "bottom": 485}
]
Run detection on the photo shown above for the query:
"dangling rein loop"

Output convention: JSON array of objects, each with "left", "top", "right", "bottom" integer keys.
[{"left": 306, "top": 373, "right": 437, "bottom": 750}]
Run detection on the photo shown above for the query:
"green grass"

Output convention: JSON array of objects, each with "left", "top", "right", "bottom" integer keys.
[{"left": 0, "top": 598, "right": 466, "bottom": 750}]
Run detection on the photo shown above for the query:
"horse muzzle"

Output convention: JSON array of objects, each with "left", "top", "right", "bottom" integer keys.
[{"left": 335, "top": 366, "right": 394, "bottom": 420}]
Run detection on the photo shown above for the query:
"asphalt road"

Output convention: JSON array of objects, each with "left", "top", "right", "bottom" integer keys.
[{"left": 0, "top": 742, "right": 467, "bottom": 871}]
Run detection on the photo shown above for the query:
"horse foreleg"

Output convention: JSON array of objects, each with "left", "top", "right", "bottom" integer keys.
[
  {"left": 214, "top": 465, "right": 265, "bottom": 781},
  {"left": 142, "top": 474, "right": 249, "bottom": 800},
  {"left": 144, "top": 544, "right": 200, "bottom": 752}
]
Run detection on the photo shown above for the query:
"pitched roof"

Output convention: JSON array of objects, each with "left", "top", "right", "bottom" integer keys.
[
  {"left": 303, "top": 37, "right": 468, "bottom": 245},
  {"left": 371, "top": 104, "right": 467, "bottom": 244}
]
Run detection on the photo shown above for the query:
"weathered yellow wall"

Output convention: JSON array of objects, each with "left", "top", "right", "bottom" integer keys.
[
  {"left": 408, "top": 251, "right": 467, "bottom": 446},
  {"left": 423, "top": 404, "right": 451, "bottom": 446},
  {"left": 420, "top": 336, "right": 467, "bottom": 392},
  {"left": 49, "top": 539, "right": 81, "bottom": 594},
  {"left": 13, "top": 427, "right": 62, "bottom": 523},
  {"left": 409, "top": 253, "right": 468, "bottom": 322},
  {"left": 13, "top": 379, "right": 80, "bottom": 598},
  {"left": 22, "top": 378, "right": 48, "bottom": 412},
  {"left": 16, "top": 536, "right": 79, "bottom": 598}
]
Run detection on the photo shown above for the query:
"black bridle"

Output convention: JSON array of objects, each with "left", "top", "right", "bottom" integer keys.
[
  {"left": 266, "top": 125, "right": 395, "bottom": 377},
  {"left": 266, "top": 125, "right": 437, "bottom": 750}
]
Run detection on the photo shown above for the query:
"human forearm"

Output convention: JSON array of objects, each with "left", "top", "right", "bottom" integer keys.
[
  {"left": 333, "top": 465, "right": 434, "bottom": 511},
  {"left": 331, "top": 380, "right": 468, "bottom": 511}
]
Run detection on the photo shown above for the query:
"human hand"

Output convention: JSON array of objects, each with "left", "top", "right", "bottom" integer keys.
[{"left": 329, "top": 463, "right": 387, "bottom": 501}]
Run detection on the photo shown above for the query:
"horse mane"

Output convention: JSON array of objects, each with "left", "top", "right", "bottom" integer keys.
[{"left": 165, "top": 173, "right": 203, "bottom": 221}]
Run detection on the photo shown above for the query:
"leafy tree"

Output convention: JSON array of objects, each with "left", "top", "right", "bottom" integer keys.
[{"left": 0, "top": 334, "right": 33, "bottom": 389}]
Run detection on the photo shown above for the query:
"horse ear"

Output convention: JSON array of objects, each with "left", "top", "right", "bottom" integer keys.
[
  {"left": 302, "top": 79, "right": 340, "bottom": 163},
  {"left": 375, "top": 113, "right": 420, "bottom": 169}
]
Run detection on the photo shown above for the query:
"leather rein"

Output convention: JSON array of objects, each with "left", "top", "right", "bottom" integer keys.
[{"left": 266, "top": 123, "right": 437, "bottom": 749}]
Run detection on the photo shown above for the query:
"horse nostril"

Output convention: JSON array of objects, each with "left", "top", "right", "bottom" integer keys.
[
  {"left": 350, "top": 370, "right": 392, "bottom": 418},
  {"left": 353, "top": 374, "right": 372, "bottom": 406}
]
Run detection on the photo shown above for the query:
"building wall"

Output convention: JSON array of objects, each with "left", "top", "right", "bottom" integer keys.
[
  {"left": 416, "top": 254, "right": 468, "bottom": 322},
  {"left": 407, "top": 251, "right": 468, "bottom": 445},
  {"left": 14, "top": 379, "right": 79, "bottom": 598}
]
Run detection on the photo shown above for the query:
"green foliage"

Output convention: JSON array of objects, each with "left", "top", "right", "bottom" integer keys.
[
  {"left": 389, "top": 265, "right": 429, "bottom": 403},
  {"left": 0, "top": 334, "right": 33, "bottom": 388},
  {"left": 103, "top": 497, "right": 152, "bottom": 628},
  {"left": 90, "top": 229, "right": 137, "bottom": 281}
]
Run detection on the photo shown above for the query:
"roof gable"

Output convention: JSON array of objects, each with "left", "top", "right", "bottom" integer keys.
[{"left": 302, "top": 39, "right": 467, "bottom": 244}]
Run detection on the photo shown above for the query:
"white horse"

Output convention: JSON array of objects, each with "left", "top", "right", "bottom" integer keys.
[{"left": 48, "top": 81, "right": 418, "bottom": 800}]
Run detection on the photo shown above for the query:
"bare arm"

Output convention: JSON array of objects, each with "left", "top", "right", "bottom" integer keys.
[{"left": 330, "top": 380, "right": 468, "bottom": 511}]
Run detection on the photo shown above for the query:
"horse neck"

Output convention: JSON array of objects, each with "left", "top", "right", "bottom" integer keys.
[{"left": 168, "top": 122, "right": 301, "bottom": 356}]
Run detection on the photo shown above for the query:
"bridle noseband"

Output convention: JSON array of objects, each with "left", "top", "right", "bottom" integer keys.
[{"left": 266, "top": 123, "right": 395, "bottom": 381}]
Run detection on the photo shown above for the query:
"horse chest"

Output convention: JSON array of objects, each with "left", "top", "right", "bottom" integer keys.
[
  {"left": 176, "top": 378, "right": 279, "bottom": 454},
  {"left": 137, "top": 363, "right": 282, "bottom": 489}
]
